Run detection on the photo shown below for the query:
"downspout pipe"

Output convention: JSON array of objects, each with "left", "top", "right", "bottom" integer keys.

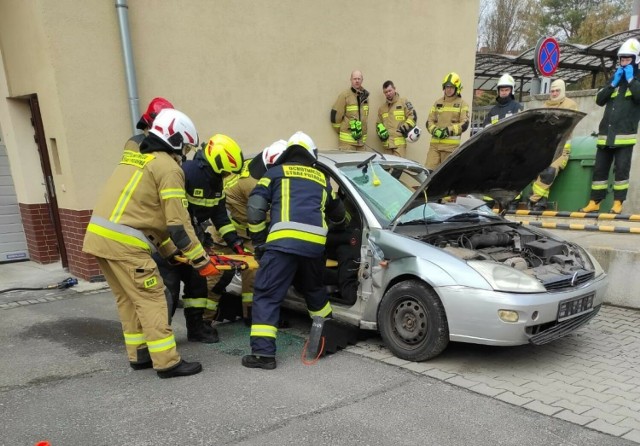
[{"left": 115, "top": 0, "right": 140, "bottom": 134}]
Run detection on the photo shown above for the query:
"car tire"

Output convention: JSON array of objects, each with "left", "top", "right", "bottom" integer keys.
[{"left": 378, "top": 280, "right": 449, "bottom": 361}]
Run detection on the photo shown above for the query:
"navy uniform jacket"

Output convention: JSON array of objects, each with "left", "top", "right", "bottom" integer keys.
[{"left": 248, "top": 161, "right": 344, "bottom": 258}]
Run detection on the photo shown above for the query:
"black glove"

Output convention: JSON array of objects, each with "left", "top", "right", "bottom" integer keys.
[
  {"left": 398, "top": 123, "right": 411, "bottom": 137},
  {"left": 254, "top": 244, "right": 266, "bottom": 261}
]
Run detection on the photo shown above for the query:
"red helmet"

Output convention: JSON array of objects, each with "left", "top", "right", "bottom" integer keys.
[{"left": 136, "top": 97, "right": 174, "bottom": 130}]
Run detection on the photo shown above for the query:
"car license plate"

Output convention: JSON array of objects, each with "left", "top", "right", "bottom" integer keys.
[{"left": 557, "top": 293, "right": 594, "bottom": 321}]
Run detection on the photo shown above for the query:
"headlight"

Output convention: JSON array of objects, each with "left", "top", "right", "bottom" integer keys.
[{"left": 468, "top": 260, "right": 546, "bottom": 293}]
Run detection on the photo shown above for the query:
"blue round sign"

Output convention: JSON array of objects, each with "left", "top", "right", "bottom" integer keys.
[{"left": 535, "top": 37, "right": 560, "bottom": 77}]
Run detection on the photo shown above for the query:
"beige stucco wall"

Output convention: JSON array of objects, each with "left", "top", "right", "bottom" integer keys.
[{"left": 0, "top": 0, "right": 479, "bottom": 210}]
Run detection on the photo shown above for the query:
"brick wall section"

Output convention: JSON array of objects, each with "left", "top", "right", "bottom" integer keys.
[
  {"left": 58, "top": 208, "right": 103, "bottom": 282},
  {"left": 19, "top": 203, "right": 60, "bottom": 264}
]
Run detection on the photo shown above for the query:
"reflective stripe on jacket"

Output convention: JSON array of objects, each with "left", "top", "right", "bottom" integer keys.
[
  {"left": 596, "top": 76, "right": 640, "bottom": 148},
  {"left": 377, "top": 94, "right": 416, "bottom": 149}
]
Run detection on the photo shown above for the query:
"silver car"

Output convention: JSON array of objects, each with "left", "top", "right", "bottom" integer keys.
[{"left": 241, "top": 109, "right": 609, "bottom": 361}]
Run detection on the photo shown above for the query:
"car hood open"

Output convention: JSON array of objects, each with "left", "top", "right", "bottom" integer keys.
[{"left": 390, "top": 108, "right": 585, "bottom": 227}]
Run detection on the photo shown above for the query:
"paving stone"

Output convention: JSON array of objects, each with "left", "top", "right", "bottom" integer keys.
[
  {"left": 359, "top": 349, "right": 394, "bottom": 360},
  {"left": 581, "top": 408, "right": 626, "bottom": 425},
  {"left": 495, "top": 392, "right": 532, "bottom": 407},
  {"left": 422, "top": 368, "right": 456, "bottom": 381},
  {"left": 545, "top": 371, "right": 583, "bottom": 385},
  {"left": 381, "top": 356, "right": 410, "bottom": 367},
  {"left": 523, "top": 400, "right": 563, "bottom": 416},
  {"left": 551, "top": 399, "right": 594, "bottom": 415},
  {"left": 611, "top": 403, "right": 640, "bottom": 420},
  {"left": 520, "top": 390, "right": 561, "bottom": 405},
  {"left": 586, "top": 419, "right": 632, "bottom": 437},
  {"left": 401, "top": 362, "right": 436, "bottom": 374},
  {"left": 618, "top": 417, "right": 640, "bottom": 430},
  {"left": 468, "top": 383, "right": 504, "bottom": 397},
  {"left": 553, "top": 409, "right": 595, "bottom": 426},
  {"left": 622, "top": 429, "right": 640, "bottom": 443},
  {"left": 446, "top": 375, "right": 480, "bottom": 389}
]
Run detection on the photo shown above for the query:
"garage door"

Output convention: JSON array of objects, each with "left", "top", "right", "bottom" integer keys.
[{"left": 0, "top": 130, "right": 29, "bottom": 262}]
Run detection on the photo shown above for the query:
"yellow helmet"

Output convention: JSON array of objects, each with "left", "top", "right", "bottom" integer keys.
[
  {"left": 203, "top": 134, "right": 243, "bottom": 174},
  {"left": 442, "top": 72, "right": 463, "bottom": 95}
]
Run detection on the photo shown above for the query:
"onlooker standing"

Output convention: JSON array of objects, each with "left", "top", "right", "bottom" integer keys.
[
  {"left": 331, "top": 70, "right": 369, "bottom": 151},
  {"left": 425, "top": 72, "right": 470, "bottom": 170},
  {"left": 482, "top": 73, "right": 523, "bottom": 128},
  {"left": 581, "top": 38, "right": 640, "bottom": 214},
  {"left": 376, "top": 80, "right": 417, "bottom": 158},
  {"left": 528, "top": 79, "right": 579, "bottom": 211}
]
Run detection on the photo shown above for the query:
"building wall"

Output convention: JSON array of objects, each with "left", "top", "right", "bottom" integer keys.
[{"left": 0, "top": 0, "right": 480, "bottom": 279}]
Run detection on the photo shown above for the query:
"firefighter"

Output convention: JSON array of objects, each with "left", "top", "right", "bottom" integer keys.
[
  {"left": 581, "top": 38, "right": 640, "bottom": 214},
  {"left": 82, "top": 108, "right": 220, "bottom": 379},
  {"left": 181, "top": 134, "right": 247, "bottom": 329},
  {"left": 243, "top": 131, "right": 345, "bottom": 370},
  {"left": 425, "top": 72, "right": 470, "bottom": 170},
  {"left": 528, "top": 79, "right": 579, "bottom": 211},
  {"left": 124, "top": 97, "right": 174, "bottom": 152},
  {"left": 331, "top": 70, "right": 370, "bottom": 151},
  {"left": 223, "top": 139, "right": 288, "bottom": 324},
  {"left": 482, "top": 73, "right": 523, "bottom": 127},
  {"left": 376, "top": 80, "right": 417, "bottom": 158}
]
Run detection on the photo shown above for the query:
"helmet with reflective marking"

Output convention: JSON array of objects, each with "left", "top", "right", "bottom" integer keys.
[
  {"left": 287, "top": 131, "right": 318, "bottom": 159},
  {"left": 618, "top": 38, "right": 640, "bottom": 63},
  {"left": 149, "top": 109, "right": 198, "bottom": 154},
  {"left": 137, "top": 97, "right": 174, "bottom": 130},
  {"left": 203, "top": 134, "right": 244, "bottom": 174},
  {"left": 406, "top": 126, "right": 421, "bottom": 143},
  {"left": 442, "top": 72, "right": 463, "bottom": 95},
  {"left": 262, "top": 139, "right": 288, "bottom": 167}
]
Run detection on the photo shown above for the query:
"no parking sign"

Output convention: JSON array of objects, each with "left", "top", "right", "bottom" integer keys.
[{"left": 535, "top": 36, "right": 560, "bottom": 77}]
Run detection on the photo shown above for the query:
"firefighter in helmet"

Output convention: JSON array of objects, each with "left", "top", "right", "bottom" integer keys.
[{"left": 124, "top": 97, "right": 174, "bottom": 153}]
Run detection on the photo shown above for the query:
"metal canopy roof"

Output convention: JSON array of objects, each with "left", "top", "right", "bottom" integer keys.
[{"left": 474, "top": 29, "right": 640, "bottom": 93}]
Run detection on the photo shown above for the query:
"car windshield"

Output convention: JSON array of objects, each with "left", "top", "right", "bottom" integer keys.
[{"left": 340, "top": 161, "right": 501, "bottom": 227}]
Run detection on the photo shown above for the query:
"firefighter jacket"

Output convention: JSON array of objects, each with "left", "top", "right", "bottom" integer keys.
[
  {"left": 247, "top": 153, "right": 345, "bottom": 258},
  {"left": 483, "top": 96, "right": 523, "bottom": 127},
  {"left": 377, "top": 94, "right": 417, "bottom": 149},
  {"left": 596, "top": 73, "right": 640, "bottom": 148},
  {"left": 427, "top": 94, "right": 470, "bottom": 150},
  {"left": 123, "top": 133, "right": 145, "bottom": 153},
  {"left": 83, "top": 145, "right": 207, "bottom": 267},
  {"left": 544, "top": 95, "right": 579, "bottom": 160},
  {"left": 224, "top": 156, "right": 262, "bottom": 239},
  {"left": 331, "top": 87, "right": 370, "bottom": 146},
  {"left": 182, "top": 150, "right": 241, "bottom": 247}
]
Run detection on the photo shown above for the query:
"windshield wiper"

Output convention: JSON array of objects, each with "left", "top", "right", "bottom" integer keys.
[
  {"left": 443, "top": 212, "right": 481, "bottom": 222},
  {"left": 396, "top": 218, "right": 442, "bottom": 226}
]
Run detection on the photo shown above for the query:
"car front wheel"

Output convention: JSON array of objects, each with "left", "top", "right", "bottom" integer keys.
[{"left": 378, "top": 280, "right": 449, "bottom": 361}]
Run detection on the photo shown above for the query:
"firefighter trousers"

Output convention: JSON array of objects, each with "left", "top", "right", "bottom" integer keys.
[
  {"left": 590, "top": 145, "right": 633, "bottom": 201},
  {"left": 250, "top": 249, "right": 333, "bottom": 356},
  {"left": 97, "top": 255, "right": 181, "bottom": 371}
]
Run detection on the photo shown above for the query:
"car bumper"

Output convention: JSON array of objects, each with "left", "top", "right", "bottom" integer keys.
[{"left": 438, "top": 274, "right": 608, "bottom": 346}]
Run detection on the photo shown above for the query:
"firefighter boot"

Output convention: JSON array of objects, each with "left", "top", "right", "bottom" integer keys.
[
  {"left": 241, "top": 355, "right": 277, "bottom": 370},
  {"left": 130, "top": 346, "right": 153, "bottom": 370},
  {"left": 185, "top": 308, "right": 219, "bottom": 343},
  {"left": 157, "top": 359, "right": 203, "bottom": 379},
  {"left": 611, "top": 200, "right": 623, "bottom": 214},
  {"left": 580, "top": 200, "right": 600, "bottom": 213}
]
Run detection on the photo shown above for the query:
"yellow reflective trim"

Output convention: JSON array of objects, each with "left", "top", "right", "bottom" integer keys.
[
  {"left": 160, "top": 238, "right": 171, "bottom": 248},
  {"left": 147, "top": 334, "right": 176, "bottom": 353},
  {"left": 405, "top": 119, "right": 416, "bottom": 127},
  {"left": 439, "top": 138, "right": 462, "bottom": 145},
  {"left": 250, "top": 324, "right": 277, "bottom": 338},
  {"left": 282, "top": 165, "right": 326, "bottom": 186},
  {"left": 231, "top": 217, "right": 248, "bottom": 230},
  {"left": 182, "top": 298, "right": 208, "bottom": 309},
  {"left": 123, "top": 332, "right": 146, "bottom": 345},
  {"left": 321, "top": 189, "right": 328, "bottom": 229},
  {"left": 219, "top": 223, "right": 236, "bottom": 237},
  {"left": 267, "top": 229, "right": 326, "bottom": 245},
  {"left": 340, "top": 132, "right": 367, "bottom": 143},
  {"left": 281, "top": 178, "right": 290, "bottom": 222},
  {"left": 257, "top": 177, "right": 271, "bottom": 188},
  {"left": 110, "top": 170, "right": 143, "bottom": 223},
  {"left": 309, "top": 301, "right": 332, "bottom": 318},
  {"left": 613, "top": 183, "right": 629, "bottom": 190},
  {"left": 332, "top": 123, "right": 341, "bottom": 129},
  {"left": 187, "top": 194, "right": 222, "bottom": 207},
  {"left": 531, "top": 182, "right": 549, "bottom": 198},
  {"left": 86, "top": 223, "right": 151, "bottom": 252},
  {"left": 591, "top": 184, "right": 609, "bottom": 190},
  {"left": 241, "top": 292, "right": 253, "bottom": 303},
  {"left": 182, "top": 243, "right": 205, "bottom": 260},
  {"left": 439, "top": 106, "right": 463, "bottom": 112},
  {"left": 192, "top": 188, "right": 204, "bottom": 197},
  {"left": 160, "top": 188, "right": 186, "bottom": 200},
  {"left": 225, "top": 174, "right": 240, "bottom": 190},
  {"left": 393, "top": 136, "right": 405, "bottom": 146},
  {"left": 249, "top": 221, "right": 267, "bottom": 232},
  {"left": 381, "top": 112, "right": 389, "bottom": 118},
  {"left": 206, "top": 300, "right": 219, "bottom": 311},
  {"left": 345, "top": 105, "right": 359, "bottom": 111}
]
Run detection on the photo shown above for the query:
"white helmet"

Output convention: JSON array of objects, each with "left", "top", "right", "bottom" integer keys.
[
  {"left": 287, "top": 131, "right": 318, "bottom": 159},
  {"left": 406, "top": 127, "right": 421, "bottom": 143},
  {"left": 496, "top": 73, "right": 515, "bottom": 91},
  {"left": 618, "top": 38, "right": 640, "bottom": 62},
  {"left": 150, "top": 109, "right": 198, "bottom": 154},
  {"left": 262, "top": 139, "right": 287, "bottom": 167}
]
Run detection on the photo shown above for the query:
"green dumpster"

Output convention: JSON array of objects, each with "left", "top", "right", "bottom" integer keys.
[{"left": 548, "top": 136, "right": 613, "bottom": 212}]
